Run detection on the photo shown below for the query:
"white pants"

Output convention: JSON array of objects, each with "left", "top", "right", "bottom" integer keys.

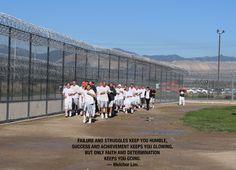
[
  {"left": 115, "top": 99, "right": 124, "bottom": 107},
  {"left": 84, "top": 103, "right": 94, "bottom": 117},
  {"left": 179, "top": 96, "right": 185, "bottom": 106},
  {"left": 78, "top": 96, "right": 84, "bottom": 109},
  {"left": 64, "top": 98, "right": 72, "bottom": 110},
  {"left": 150, "top": 97, "right": 155, "bottom": 104},
  {"left": 124, "top": 98, "right": 132, "bottom": 108}
]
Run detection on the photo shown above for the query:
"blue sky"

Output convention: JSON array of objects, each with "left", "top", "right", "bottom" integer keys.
[{"left": 0, "top": 0, "right": 235, "bottom": 57}]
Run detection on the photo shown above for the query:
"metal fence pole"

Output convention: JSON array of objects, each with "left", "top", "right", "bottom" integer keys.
[
  {"left": 126, "top": 58, "right": 128, "bottom": 84},
  {"left": 141, "top": 64, "right": 144, "bottom": 86},
  {"left": 118, "top": 56, "right": 120, "bottom": 83},
  {"left": 154, "top": 65, "right": 157, "bottom": 84},
  {"left": 74, "top": 51, "right": 77, "bottom": 81},
  {"left": 134, "top": 60, "right": 137, "bottom": 84},
  {"left": 108, "top": 53, "right": 111, "bottom": 82},
  {"left": 148, "top": 63, "right": 151, "bottom": 86},
  {"left": 160, "top": 67, "right": 163, "bottom": 103},
  {"left": 27, "top": 33, "right": 32, "bottom": 118},
  {"left": 45, "top": 38, "right": 50, "bottom": 115},
  {"left": 61, "top": 43, "right": 65, "bottom": 112},
  {"left": 0, "top": 80, "right": 2, "bottom": 102},
  {"left": 232, "top": 72, "right": 235, "bottom": 101},
  {"left": 98, "top": 53, "right": 100, "bottom": 81},
  {"left": 85, "top": 50, "right": 88, "bottom": 81},
  {"left": 6, "top": 27, "right": 11, "bottom": 121}
]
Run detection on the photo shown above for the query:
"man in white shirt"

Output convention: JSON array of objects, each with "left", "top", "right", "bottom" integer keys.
[
  {"left": 76, "top": 81, "right": 85, "bottom": 116},
  {"left": 140, "top": 86, "right": 146, "bottom": 108},
  {"left": 96, "top": 82, "right": 103, "bottom": 116},
  {"left": 115, "top": 84, "right": 124, "bottom": 112},
  {"left": 135, "top": 86, "right": 141, "bottom": 108},
  {"left": 123, "top": 86, "right": 133, "bottom": 114},
  {"left": 179, "top": 89, "right": 186, "bottom": 106},
  {"left": 129, "top": 84, "right": 135, "bottom": 103},
  {"left": 62, "top": 82, "right": 73, "bottom": 117},
  {"left": 97, "top": 81, "right": 110, "bottom": 119},
  {"left": 83, "top": 84, "right": 96, "bottom": 124},
  {"left": 80, "top": 81, "right": 88, "bottom": 116},
  {"left": 70, "top": 80, "right": 80, "bottom": 116}
]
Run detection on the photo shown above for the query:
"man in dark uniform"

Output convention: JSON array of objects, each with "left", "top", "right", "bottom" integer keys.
[
  {"left": 108, "top": 82, "right": 116, "bottom": 117},
  {"left": 150, "top": 88, "right": 156, "bottom": 108}
]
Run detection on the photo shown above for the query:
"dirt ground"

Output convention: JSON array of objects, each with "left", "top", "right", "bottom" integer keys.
[{"left": 0, "top": 103, "right": 236, "bottom": 170}]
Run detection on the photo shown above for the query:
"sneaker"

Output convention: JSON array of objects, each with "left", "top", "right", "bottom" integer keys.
[
  {"left": 83, "top": 115, "right": 86, "bottom": 123},
  {"left": 88, "top": 118, "right": 92, "bottom": 124},
  {"left": 69, "top": 111, "right": 72, "bottom": 117},
  {"left": 105, "top": 113, "right": 108, "bottom": 119},
  {"left": 123, "top": 107, "right": 126, "bottom": 112},
  {"left": 109, "top": 113, "right": 112, "bottom": 117},
  {"left": 125, "top": 110, "right": 128, "bottom": 114},
  {"left": 101, "top": 113, "right": 104, "bottom": 119}
]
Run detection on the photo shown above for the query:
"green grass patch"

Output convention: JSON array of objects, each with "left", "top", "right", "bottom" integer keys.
[{"left": 182, "top": 106, "right": 236, "bottom": 132}]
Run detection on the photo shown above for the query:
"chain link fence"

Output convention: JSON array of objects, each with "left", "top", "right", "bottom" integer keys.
[
  {"left": 184, "top": 70, "right": 236, "bottom": 101},
  {"left": 0, "top": 13, "right": 185, "bottom": 123}
]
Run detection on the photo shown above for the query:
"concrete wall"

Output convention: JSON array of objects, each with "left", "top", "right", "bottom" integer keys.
[
  {"left": 0, "top": 100, "right": 63, "bottom": 122},
  {"left": 29, "top": 101, "right": 46, "bottom": 117},
  {"left": 0, "top": 103, "right": 6, "bottom": 121},
  {"left": 9, "top": 102, "right": 28, "bottom": 120},
  {"left": 48, "top": 100, "right": 62, "bottom": 114}
]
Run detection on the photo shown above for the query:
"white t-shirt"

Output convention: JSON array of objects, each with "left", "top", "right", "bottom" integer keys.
[
  {"left": 79, "top": 87, "right": 85, "bottom": 103},
  {"left": 129, "top": 87, "right": 136, "bottom": 96},
  {"left": 124, "top": 90, "right": 133, "bottom": 98},
  {"left": 97, "top": 86, "right": 110, "bottom": 102},
  {"left": 63, "top": 87, "right": 73, "bottom": 99},
  {"left": 136, "top": 89, "right": 141, "bottom": 96},
  {"left": 77, "top": 86, "right": 84, "bottom": 94},
  {"left": 115, "top": 88, "right": 124, "bottom": 100},
  {"left": 96, "top": 86, "right": 101, "bottom": 101},
  {"left": 70, "top": 85, "right": 80, "bottom": 98},
  {"left": 84, "top": 89, "right": 95, "bottom": 105},
  {"left": 140, "top": 88, "right": 146, "bottom": 98}
]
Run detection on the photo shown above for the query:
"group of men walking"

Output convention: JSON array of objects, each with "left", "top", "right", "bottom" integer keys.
[{"left": 62, "top": 80, "right": 156, "bottom": 124}]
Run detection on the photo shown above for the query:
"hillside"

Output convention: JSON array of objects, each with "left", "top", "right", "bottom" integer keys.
[
  {"left": 140, "top": 53, "right": 236, "bottom": 81},
  {"left": 144, "top": 54, "right": 236, "bottom": 62}
]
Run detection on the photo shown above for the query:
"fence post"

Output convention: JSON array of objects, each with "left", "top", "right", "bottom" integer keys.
[
  {"left": 98, "top": 52, "right": 100, "bottom": 81},
  {"left": 126, "top": 58, "right": 128, "bottom": 84},
  {"left": 232, "top": 72, "right": 235, "bottom": 101},
  {"left": 85, "top": 50, "right": 88, "bottom": 80},
  {"left": 27, "top": 33, "right": 32, "bottom": 118},
  {"left": 118, "top": 56, "right": 120, "bottom": 83},
  {"left": 160, "top": 67, "right": 163, "bottom": 103},
  {"left": 61, "top": 43, "right": 65, "bottom": 112},
  {"left": 108, "top": 52, "right": 111, "bottom": 82},
  {"left": 134, "top": 59, "right": 137, "bottom": 84},
  {"left": 45, "top": 38, "right": 50, "bottom": 115},
  {"left": 74, "top": 50, "right": 77, "bottom": 81},
  {"left": 6, "top": 27, "right": 11, "bottom": 121}
]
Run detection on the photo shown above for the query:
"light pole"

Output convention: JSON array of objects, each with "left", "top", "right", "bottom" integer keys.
[
  {"left": 231, "top": 71, "right": 236, "bottom": 101},
  {"left": 216, "top": 29, "right": 225, "bottom": 84}
]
